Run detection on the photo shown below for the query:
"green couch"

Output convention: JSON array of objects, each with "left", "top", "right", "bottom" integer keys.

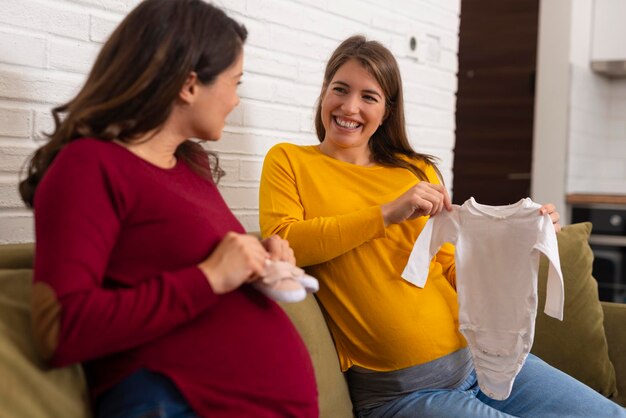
[{"left": 0, "top": 222, "right": 624, "bottom": 417}]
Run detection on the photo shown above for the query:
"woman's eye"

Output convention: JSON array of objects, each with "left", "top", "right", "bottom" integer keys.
[
  {"left": 333, "top": 87, "right": 347, "bottom": 94},
  {"left": 363, "top": 95, "right": 377, "bottom": 102}
]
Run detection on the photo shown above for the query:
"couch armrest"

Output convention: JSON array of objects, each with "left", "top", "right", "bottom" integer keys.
[{"left": 602, "top": 301, "right": 626, "bottom": 407}]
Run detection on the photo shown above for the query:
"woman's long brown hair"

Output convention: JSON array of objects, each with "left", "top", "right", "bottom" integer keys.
[
  {"left": 19, "top": 0, "right": 247, "bottom": 208},
  {"left": 314, "top": 35, "right": 442, "bottom": 182}
]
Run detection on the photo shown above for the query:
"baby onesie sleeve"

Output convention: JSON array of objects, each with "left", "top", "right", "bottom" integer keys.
[
  {"left": 533, "top": 214, "right": 565, "bottom": 320},
  {"left": 401, "top": 207, "right": 460, "bottom": 287}
]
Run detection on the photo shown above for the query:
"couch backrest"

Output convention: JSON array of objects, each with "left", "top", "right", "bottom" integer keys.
[{"left": 279, "top": 297, "right": 354, "bottom": 417}]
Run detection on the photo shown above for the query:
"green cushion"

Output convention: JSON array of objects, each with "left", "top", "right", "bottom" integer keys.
[
  {"left": 0, "top": 269, "right": 91, "bottom": 418},
  {"left": 279, "top": 295, "right": 354, "bottom": 418},
  {"left": 532, "top": 222, "right": 617, "bottom": 397},
  {"left": 0, "top": 243, "right": 34, "bottom": 269}
]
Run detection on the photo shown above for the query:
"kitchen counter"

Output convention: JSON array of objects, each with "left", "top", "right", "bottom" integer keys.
[{"left": 567, "top": 194, "right": 626, "bottom": 206}]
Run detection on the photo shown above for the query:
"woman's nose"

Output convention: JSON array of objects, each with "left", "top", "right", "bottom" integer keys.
[{"left": 340, "top": 94, "right": 359, "bottom": 115}]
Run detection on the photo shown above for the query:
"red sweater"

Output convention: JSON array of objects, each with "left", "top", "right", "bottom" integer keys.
[{"left": 33, "top": 138, "right": 318, "bottom": 417}]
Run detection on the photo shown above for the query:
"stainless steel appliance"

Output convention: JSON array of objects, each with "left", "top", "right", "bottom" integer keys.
[{"left": 572, "top": 205, "right": 626, "bottom": 303}]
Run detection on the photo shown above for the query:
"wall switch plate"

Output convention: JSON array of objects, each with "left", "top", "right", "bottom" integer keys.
[
  {"left": 406, "top": 32, "right": 440, "bottom": 63},
  {"left": 425, "top": 34, "right": 441, "bottom": 63}
]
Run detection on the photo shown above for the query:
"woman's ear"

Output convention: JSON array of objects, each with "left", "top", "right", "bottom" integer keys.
[
  {"left": 381, "top": 108, "right": 389, "bottom": 125},
  {"left": 179, "top": 71, "right": 199, "bottom": 104}
]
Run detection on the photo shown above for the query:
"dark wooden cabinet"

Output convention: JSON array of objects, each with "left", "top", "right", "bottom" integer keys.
[{"left": 453, "top": 0, "right": 540, "bottom": 205}]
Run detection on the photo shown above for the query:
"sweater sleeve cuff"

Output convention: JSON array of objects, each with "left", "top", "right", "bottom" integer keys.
[{"left": 163, "top": 266, "right": 219, "bottom": 319}]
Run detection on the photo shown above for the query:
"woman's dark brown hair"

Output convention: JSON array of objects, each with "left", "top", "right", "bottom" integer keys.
[
  {"left": 314, "top": 35, "right": 442, "bottom": 182},
  {"left": 19, "top": 0, "right": 247, "bottom": 207}
]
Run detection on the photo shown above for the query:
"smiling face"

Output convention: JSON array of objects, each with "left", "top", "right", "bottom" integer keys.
[{"left": 319, "top": 58, "right": 386, "bottom": 162}]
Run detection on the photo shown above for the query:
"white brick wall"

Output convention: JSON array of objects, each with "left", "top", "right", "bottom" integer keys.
[
  {"left": 566, "top": 0, "right": 626, "bottom": 196},
  {"left": 0, "top": 0, "right": 460, "bottom": 243},
  {"left": 568, "top": 66, "right": 626, "bottom": 194}
]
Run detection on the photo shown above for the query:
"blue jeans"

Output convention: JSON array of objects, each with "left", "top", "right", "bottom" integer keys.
[
  {"left": 358, "top": 354, "right": 626, "bottom": 418},
  {"left": 96, "top": 369, "right": 199, "bottom": 418}
]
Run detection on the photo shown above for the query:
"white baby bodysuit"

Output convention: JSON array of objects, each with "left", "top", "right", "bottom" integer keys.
[{"left": 402, "top": 197, "right": 564, "bottom": 400}]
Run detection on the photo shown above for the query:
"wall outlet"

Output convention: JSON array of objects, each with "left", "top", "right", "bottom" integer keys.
[{"left": 406, "top": 32, "right": 422, "bottom": 60}]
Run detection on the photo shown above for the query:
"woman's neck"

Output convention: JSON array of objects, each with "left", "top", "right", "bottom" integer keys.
[
  {"left": 116, "top": 127, "right": 184, "bottom": 169},
  {"left": 318, "top": 141, "right": 374, "bottom": 167}
]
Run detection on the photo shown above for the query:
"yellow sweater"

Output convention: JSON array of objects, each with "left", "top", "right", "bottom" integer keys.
[{"left": 260, "top": 143, "right": 466, "bottom": 371}]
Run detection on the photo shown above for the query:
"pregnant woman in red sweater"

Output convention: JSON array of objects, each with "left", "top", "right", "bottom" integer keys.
[{"left": 18, "top": 1, "right": 317, "bottom": 417}]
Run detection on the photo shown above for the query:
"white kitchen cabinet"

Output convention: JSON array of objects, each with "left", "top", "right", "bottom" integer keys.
[{"left": 591, "top": 0, "right": 626, "bottom": 76}]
